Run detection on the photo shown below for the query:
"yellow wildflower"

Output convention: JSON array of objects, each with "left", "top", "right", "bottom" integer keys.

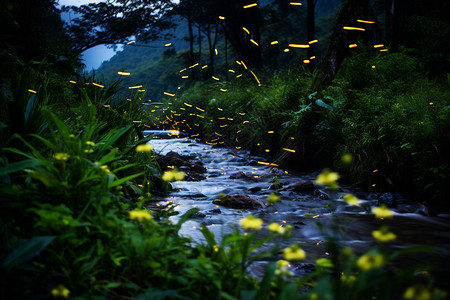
[
  {"left": 341, "top": 153, "right": 353, "bottom": 164},
  {"left": 239, "top": 215, "right": 263, "bottom": 230},
  {"left": 403, "top": 285, "right": 432, "bottom": 300},
  {"left": 341, "top": 274, "right": 357, "bottom": 286},
  {"left": 136, "top": 143, "right": 153, "bottom": 152},
  {"left": 84, "top": 149, "right": 94, "bottom": 153},
  {"left": 268, "top": 222, "right": 285, "bottom": 234},
  {"left": 372, "top": 205, "right": 393, "bottom": 218},
  {"left": 51, "top": 285, "right": 70, "bottom": 298},
  {"left": 283, "top": 245, "right": 306, "bottom": 261},
  {"left": 277, "top": 260, "right": 290, "bottom": 268},
  {"left": 85, "top": 141, "right": 95, "bottom": 146},
  {"left": 275, "top": 260, "right": 293, "bottom": 276},
  {"left": 343, "top": 194, "right": 360, "bottom": 206},
  {"left": 53, "top": 153, "right": 70, "bottom": 161},
  {"left": 315, "top": 168, "right": 340, "bottom": 189},
  {"left": 356, "top": 252, "right": 384, "bottom": 271},
  {"left": 129, "top": 209, "right": 152, "bottom": 222},
  {"left": 267, "top": 193, "right": 280, "bottom": 205},
  {"left": 372, "top": 226, "right": 396, "bottom": 242},
  {"left": 100, "top": 165, "right": 110, "bottom": 174},
  {"left": 162, "top": 169, "right": 186, "bottom": 181}
]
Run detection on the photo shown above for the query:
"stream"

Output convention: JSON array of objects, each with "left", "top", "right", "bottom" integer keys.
[{"left": 149, "top": 136, "right": 450, "bottom": 287}]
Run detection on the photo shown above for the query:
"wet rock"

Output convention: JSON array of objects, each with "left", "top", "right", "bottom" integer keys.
[
  {"left": 415, "top": 202, "right": 438, "bottom": 217},
  {"left": 184, "top": 172, "right": 207, "bottom": 181},
  {"left": 377, "top": 192, "right": 404, "bottom": 208},
  {"left": 269, "top": 183, "right": 282, "bottom": 190},
  {"left": 209, "top": 208, "right": 222, "bottom": 214},
  {"left": 212, "top": 193, "right": 264, "bottom": 209},
  {"left": 286, "top": 180, "right": 317, "bottom": 193},
  {"left": 190, "top": 212, "right": 206, "bottom": 218},
  {"left": 229, "top": 171, "right": 248, "bottom": 179},
  {"left": 292, "top": 263, "right": 315, "bottom": 276},
  {"left": 249, "top": 187, "right": 262, "bottom": 193},
  {"left": 313, "top": 189, "right": 329, "bottom": 200},
  {"left": 188, "top": 193, "right": 206, "bottom": 198}
]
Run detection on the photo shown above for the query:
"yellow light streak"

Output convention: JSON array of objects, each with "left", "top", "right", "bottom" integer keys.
[
  {"left": 184, "top": 102, "right": 192, "bottom": 107},
  {"left": 357, "top": 19, "right": 375, "bottom": 24},
  {"left": 236, "top": 74, "right": 243, "bottom": 78},
  {"left": 163, "top": 92, "right": 175, "bottom": 97},
  {"left": 380, "top": 49, "right": 388, "bottom": 52},
  {"left": 282, "top": 148, "right": 296, "bottom": 153},
  {"left": 133, "top": 120, "right": 142, "bottom": 123},
  {"left": 243, "top": 120, "right": 249, "bottom": 124},
  {"left": 117, "top": 71, "right": 130, "bottom": 76},
  {"left": 179, "top": 68, "right": 187, "bottom": 73},
  {"left": 303, "top": 59, "right": 310, "bottom": 64},
  {"left": 202, "top": 65, "right": 208, "bottom": 69},
  {"left": 243, "top": 27, "right": 250, "bottom": 34},
  {"left": 196, "top": 107, "right": 204, "bottom": 112},
  {"left": 218, "top": 108, "right": 223, "bottom": 111},
  {"left": 127, "top": 41, "right": 135, "bottom": 45},
  {"left": 128, "top": 85, "right": 143, "bottom": 89},
  {"left": 189, "top": 63, "right": 199, "bottom": 68},
  {"left": 239, "top": 112, "right": 246, "bottom": 115},
  {"left": 28, "top": 89, "right": 37, "bottom": 93},
  {"left": 92, "top": 82, "right": 104, "bottom": 88},
  {"left": 257, "top": 161, "right": 270, "bottom": 165},
  {"left": 250, "top": 39, "right": 259, "bottom": 46},
  {"left": 215, "top": 48, "right": 218, "bottom": 55},
  {"left": 289, "top": 44, "right": 310, "bottom": 48},
  {"left": 284, "top": 48, "right": 290, "bottom": 52},
  {"left": 182, "top": 75, "right": 189, "bottom": 79},
  {"left": 250, "top": 70, "right": 261, "bottom": 86},
  {"left": 220, "top": 88, "right": 227, "bottom": 92},
  {"left": 270, "top": 40, "right": 279, "bottom": 45},
  {"left": 196, "top": 114, "right": 204, "bottom": 118},
  {"left": 268, "top": 131, "right": 274, "bottom": 133},
  {"left": 104, "top": 105, "right": 110, "bottom": 108},
  {"left": 290, "top": 2, "right": 302, "bottom": 5},
  {"left": 165, "top": 43, "right": 172, "bottom": 46},
  {"left": 236, "top": 60, "right": 242, "bottom": 65},
  {"left": 69, "top": 80, "right": 76, "bottom": 84},
  {"left": 310, "top": 56, "right": 316, "bottom": 59},
  {"left": 212, "top": 76, "right": 220, "bottom": 81},
  {"left": 373, "top": 44, "right": 384, "bottom": 48},
  {"left": 219, "top": 16, "right": 225, "bottom": 20},
  {"left": 343, "top": 26, "right": 365, "bottom": 31},
  {"left": 243, "top": 3, "right": 257, "bottom": 9},
  {"left": 349, "top": 44, "right": 358, "bottom": 48},
  {"left": 308, "top": 39, "right": 318, "bottom": 44},
  {"left": 228, "top": 69, "right": 235, "bottom": 73},
  {"left": 241, "top": 61, "right": 247, "bottom": 69}
]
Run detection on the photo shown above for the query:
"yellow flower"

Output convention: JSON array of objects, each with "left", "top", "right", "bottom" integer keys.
[
  {"left": 277, "top": 260, "right": 290, "bottom": 268},
  {"left": 162, "top": 169, "right": 185, "bottom": 181},
  {"left": 129, "top": 209, "right": 152, "bottom": 222},
  {"left": 315, "top": 168, "right": 340, "bottom": 189},
  {"left": 268, "top": 222, "right": 285, "bottom": 234},
  {"left": 53, "top": 153, "right": 70, "bottom": 161},
  {"left": 283, "top": 245, "right": 306, "bottom": 261},
  {"left": 341, "top": 153, "right": 353, "bottom": 164},
  {"left": 86, "top": 141, "right": 95, "bottom": 146},
  {"left": 403, "top": 285, "right": 432, "bottom": 300},
  {"left": 372, "top": 205, "right": 393, "bottom": 218},
  {"left": 100, "top": 165, "right": 110, "bottom": 174},
  {"left": 84, "top": 149, "right": 94, "bottom": 153},
  {"left": 372, "top": 226, "right": 396, "bottom": 242},
  {"left": 275, "top": 259, "right": 293, "bottom": 276},
  {"left": 51, "top": 285, "right": 70, "bottom": 298},
  {"left": 239, "top": 215, "right": 263, "bottom": 230},
  {"left": 136, "top": 143, "right": 153, "bottom": 152},
  {"left": 267, "top": 193, "right": 280, "bottom": 204},
  {"left": 341, "top": 274, "right": 357, "bottom": 286},
  {"left": 356, "top": 252, "right": 384, "bottom": 271},
  {"left": 343, "top": 194, "right": 360, "bottom": 206}
]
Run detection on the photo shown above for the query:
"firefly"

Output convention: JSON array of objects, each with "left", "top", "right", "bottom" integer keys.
[
  {"left": 184, "top": 102, "right": 192, "bottom": 107},
  {"left": 212, "top": 76, "right": 220, "bottom": 81},
  {"left": 127, "top": 41, "right": 135, "bottom": 45},
  {"left": 289, "top": 44, "right": 310, "bottom": 48},
  {"left": 271, "top": 40, "right": 279, "bottom": 45},
  {"left": 215, "top": 48, "right": 219, "bottom": 55},
  {"left": 196, "top": 107, "right": 205, "bottom": 112},
  {"left": 290, "top": 2, "right": 302, "bottom": 5},
  {"left": 220, "top": 88, "right": 227, "bottom": 92},
  {"left": 128, "top": 85, "right": 143, "bottom": 89},
  {"left": 373, "top": 44, "right": 384, "bottom": 48},
  {"left": 179, "top": 68, "right": 187, "bottom": 73},
  {"left": 228, "top": 69, "right": 235, "bottom": 73},
  {"left": 380, "top": 49, "right": 388, "bottom": 52},
  {"left": 241, "top": 61, "right": 248, "bottom": 69},
  {"left": 250, "top": 39, "right": 259, "bottom": 46},
  {"left": 303, "top": 59, "right": 310, "bottom": 64},
  {"left": 243, "top": 3, "right": 257, "bottom": 9},
  {"left": 283, "top": 148, "right": 296, "bottom": 153},
  {"left": 310, "top": 56, "right": 316, "bottom": 59},
  {"left": 189, "top": 63, "right": 199, "bottom": 68},
  {"left": 92, "top": 82, "right": 104, "bottom": 88},
  {"left": 284, "top": 49, "right": 290, "bottom": 52},
  {"left": 202, "top": 65, "right": 208, "bottom": 69},
  {"left": 164, "top": 92, "right": 175, "bottom": 97},
  {"left": 250, "top": 70, "right": 261, "bottom": 86},
  {"left": 28, "top": 89, "right": 37, "bottom": 93},
  {"left": 258, "top": 161, "right": 270, "bottom": 165},
  {"left": 236, "top": 74, "right": 243, "bottom": 78},
  {"left": 219, "top": 16, "right": 225, "bottom": 20},
  {"left": 243, "top": 27, "right": 250, "bottom": 34},
  {"left": 357, "top": 19, "right": 375, "bottom": 24},
  {"left": 69, "top": 80, "right": 76, "bottom": 84},
  {"left": 349, "top": 44, "right": 357, "bottom": 48},
  {"left": 165, "top": 43, "right": 172, "bottom": 47},
  {"left": 118, "top": 71, "right": 130, "bottom": 76},
  {"left": 308, "top": 39, "right": 318, "bottom": 44},
  {"left": 343, "top": 26, "right": 365, "bottom": 31},
  {"left": 268, "top": 131, "right": 274, "bottom": 133},
  {"left": 182, "top": 75, "right": 189, "bottom": 79}
]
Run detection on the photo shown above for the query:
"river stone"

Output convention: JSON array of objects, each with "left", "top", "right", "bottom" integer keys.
[
  {"left": 212, "top": 193, "right": 264, "bottom": 209},
  {"left": 286, "top": 180, "right": 316, "bottom": 193},
  {"left": 229, "top": 171, "right": 248, "bottom": 179}
]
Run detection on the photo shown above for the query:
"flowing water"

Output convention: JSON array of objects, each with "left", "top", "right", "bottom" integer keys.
[{"left": 149, "top": 136, "right": 450, "bottom": 286}]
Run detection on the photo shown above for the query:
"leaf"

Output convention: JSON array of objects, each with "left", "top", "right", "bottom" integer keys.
[
  {"left": 108, "top": 172, "right": 143, "bottom": 188},
  {"left": 175, "top": 208, "right": 199, "bottom": 229},
  {"left": 0, "top": 159, "right": 42, "bottom": 176},
  {"left": 315, "top": 99, "right": 334, "bottom": 111},
  {"left": 2, "top": 236, "right": 55, "bottom": 270},
  {"left": 200, "top": 224, "right": 217, "bottom": 248}
]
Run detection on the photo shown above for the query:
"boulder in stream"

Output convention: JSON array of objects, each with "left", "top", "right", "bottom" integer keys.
[
  {"left": 212, "top": 193, "right": 264, "bottom": 209},
  {"left": 285, "top": 180, "right": 317, "bottom": 193},
  {"left": 229, "top": 171, "right": 248, "bottom": 179}
]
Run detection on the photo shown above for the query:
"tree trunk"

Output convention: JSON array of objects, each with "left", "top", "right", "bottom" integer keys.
[
  {"left": 312, "top": 0, "right": 372, "bottom": 90},
  {"left": 385, "top": 0, "right": 407, "bottom": 51}
]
